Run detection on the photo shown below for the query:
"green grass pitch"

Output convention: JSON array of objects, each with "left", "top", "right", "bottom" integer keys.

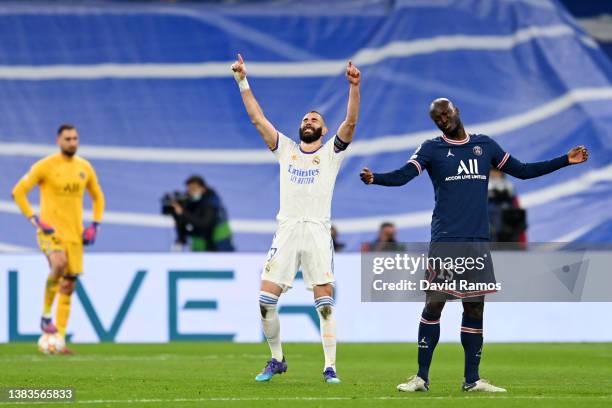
[{"left": 1, "top": 342, "right": 611, "bottom": 407}]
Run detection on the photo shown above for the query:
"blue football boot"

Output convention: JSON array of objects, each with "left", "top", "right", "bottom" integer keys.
[
  {"left": 255, "top": 357, "right": 287, "bottom": 382},
  {"left": 323, "top": 367, "right": 341, "bottom": 384}
]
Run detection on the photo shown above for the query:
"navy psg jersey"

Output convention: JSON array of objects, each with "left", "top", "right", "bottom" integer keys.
[
  {"left": 372, "top": 132, "right": 569, "bottom": 242},
  {"left": 408, "top": 134, "right": 506, "bottom": 240}
]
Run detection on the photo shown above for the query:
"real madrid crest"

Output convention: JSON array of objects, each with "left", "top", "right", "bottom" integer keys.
[
  {"left": 473, "top": 146, "right": 482, "bottom": 156},
  {"left": 313, "top": 156, "right": 320, "bottom": 165}
]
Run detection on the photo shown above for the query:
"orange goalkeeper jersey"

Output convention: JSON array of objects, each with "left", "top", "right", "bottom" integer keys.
[{"left": 12, "top": 153, "right": 105, "bottom": 243}]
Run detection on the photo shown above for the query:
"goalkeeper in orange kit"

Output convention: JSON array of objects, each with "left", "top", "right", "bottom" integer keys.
[{"left": 12, "top": 124, "right": 105, "bottom": 353}]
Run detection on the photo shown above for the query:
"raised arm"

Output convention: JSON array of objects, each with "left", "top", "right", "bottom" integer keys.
[
  {"left": 336, "top": 61, "right": 361, "bottom": 145},
  {"left": 231, "top": 54, "right": 278, "bottom": 150},
  {"left": 500, "top": 146, "right": 588, "bottom": 180}
]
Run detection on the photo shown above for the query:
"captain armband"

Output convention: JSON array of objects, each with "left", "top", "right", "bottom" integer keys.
[{"left": 334, "top": 135, "right": 350, "bottom": 152}]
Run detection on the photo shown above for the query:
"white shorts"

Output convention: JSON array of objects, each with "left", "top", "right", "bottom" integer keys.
[{"left": 261, "top": 221, "right": 335, "bottom": 292}]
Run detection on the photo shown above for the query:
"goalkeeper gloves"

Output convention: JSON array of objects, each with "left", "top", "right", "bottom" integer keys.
[
  {"left": 30, "top": 216, "right": 55, "bottom": 235},
  {"left": 82, "top": 222, "right": 99, "bottom": 246}
]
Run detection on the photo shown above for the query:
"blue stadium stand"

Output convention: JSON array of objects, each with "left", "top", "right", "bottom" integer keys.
[{"left": 0, "top": 0, "right": 610, "bottom": 252}]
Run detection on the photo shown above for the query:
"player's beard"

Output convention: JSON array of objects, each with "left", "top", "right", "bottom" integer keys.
[
  {"left": 299, "top": 126, "right": 323, "bottom": 144},
  {"left": 61, "top": 147, "right": 77, "bottom": 157}
]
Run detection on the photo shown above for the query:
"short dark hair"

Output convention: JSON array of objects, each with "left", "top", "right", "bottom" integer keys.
[
  {"left": 380, "top": 222, "right": 395, "bottom": 230},
  {"left": 185, "top": 175, "right": 206, "bottom": 188},
  {"left": 57, "top": 124, "right": 76, "bottom": 136}
]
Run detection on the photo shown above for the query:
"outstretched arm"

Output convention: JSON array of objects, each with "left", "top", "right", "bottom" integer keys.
[
  {"left": 231, "top": 54, "right": 278, "bottom": 150},
  {"left": 500, "top": 146, "right": 588, "bottom": 180},
  {"left": 336, "top": 61, "right": 361, "bottom": 147},
  {"left": 360, "top": 162, "right": 420, "bottom": 187}
]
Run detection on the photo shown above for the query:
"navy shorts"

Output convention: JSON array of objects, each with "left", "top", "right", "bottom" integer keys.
[{"left": 424, "top": 238, "right": 498, "bottom": 300}]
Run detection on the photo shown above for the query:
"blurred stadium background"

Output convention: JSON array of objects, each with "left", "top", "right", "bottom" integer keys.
[
  {"left": 0, "top": 0, "right": 610, "bottom": 253},
  {"left": 1, "top": 3, "right": 612, "bottom": 405},
  {"left": 0, "top": 0, "right": 612, "bottom": 347}
]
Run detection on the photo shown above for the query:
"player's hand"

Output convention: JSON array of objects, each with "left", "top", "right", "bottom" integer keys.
[
  {"left": 346, "top": 61, "right": 361, "bottom": 86},
  {"left": 360, "top": 167, "right": 374, "bottom": 184},
  {"left": 30, "top": 215, "right": 54, "bottom": 235},
  {"left": 82, "top": 222, "right": 99, "bottom": 246},
  {"left": 231, "top": 53, "right": 247, "bottom": 82},
  {"left": 567, "top": 145, "right": 588, "bottom": 164}
]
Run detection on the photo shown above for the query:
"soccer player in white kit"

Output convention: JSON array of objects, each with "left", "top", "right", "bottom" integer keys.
[{"left": 231, "top": 54, "right": 361, "bottom": 384}]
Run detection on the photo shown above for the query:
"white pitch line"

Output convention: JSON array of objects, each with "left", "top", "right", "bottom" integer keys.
[
  {"left": 0, "top": 24, "right": 578, "bottom": 80},
  {"left": 1, "top": 87, "right": 610, "bottom": 164}
]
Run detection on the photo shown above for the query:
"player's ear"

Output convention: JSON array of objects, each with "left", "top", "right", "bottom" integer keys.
[{"left": 322, "top": 126, "right": 328, "bottom": 136}]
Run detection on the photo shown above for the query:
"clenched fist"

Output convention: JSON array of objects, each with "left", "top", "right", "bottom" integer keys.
[
  {"left": 360, "top": 167, "right": 374, "bottom": 184},
  {"left": 346, "top": 61, "right": 361, "bottom": 86},
  {"left": 567, "top": 145, "right": 589, "bottom": 164}
]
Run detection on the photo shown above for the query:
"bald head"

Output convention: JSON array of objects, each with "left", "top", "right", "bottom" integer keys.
[
  {"left": 429, "top": 98, "right": 456, "bottom": 115},
  {"left": 429, "top": 97, "right": 463, "bottom": 138}
]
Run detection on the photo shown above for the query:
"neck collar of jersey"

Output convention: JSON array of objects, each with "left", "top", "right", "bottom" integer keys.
[
  {"left": 442, "top": 133, "right": 470, "bottom": 145},
  {"left": 299, "top": 143, "right": 323, "bottom": 154}
]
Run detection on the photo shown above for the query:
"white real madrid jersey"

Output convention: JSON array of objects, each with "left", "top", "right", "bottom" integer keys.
[{"left": 272, "top": 132, "right": 346, "bottom": 226}]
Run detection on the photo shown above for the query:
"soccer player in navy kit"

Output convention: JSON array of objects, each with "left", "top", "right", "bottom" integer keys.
[{"left": 360, "top": 98, "right": 588, "bottom": 392}]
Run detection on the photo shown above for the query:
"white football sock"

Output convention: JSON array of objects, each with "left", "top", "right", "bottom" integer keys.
[
  {"left": 259, "top": 291, "right": 283, "bottom": 361},
  {"left": 315, "top": 296, "right": 336, "bottom": 370}
]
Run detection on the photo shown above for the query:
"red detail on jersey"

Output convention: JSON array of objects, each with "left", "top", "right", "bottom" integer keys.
[{"left": 442, "top": 134, "right": 470, "bottom": 145}]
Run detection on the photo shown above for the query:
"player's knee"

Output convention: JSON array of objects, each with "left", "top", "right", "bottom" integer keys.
[
  {"left": 259, "top": 291, "right": 279, "bottom": 319},
  {"left": 463, "top": 303, "right": 484, "bottom": 320},
  {"left": 59, "top": 277, "right": 76, "bottom": 295},
  {"left": 51, "top": 256, "right": 68, "bottom": 275},
  {"left": 423, "top": 301, "right": 444, "bottom": 319},
  {"left": 318, "top": 305, "right": 333, "bottom": 320}
]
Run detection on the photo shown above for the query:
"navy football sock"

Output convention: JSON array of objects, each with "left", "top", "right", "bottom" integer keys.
[
  {"left": 416, "top": 310, "right": 440, "bottom": 382},
  {"left": 461, "top": 313, "right": 483, "bottom": 384}
]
